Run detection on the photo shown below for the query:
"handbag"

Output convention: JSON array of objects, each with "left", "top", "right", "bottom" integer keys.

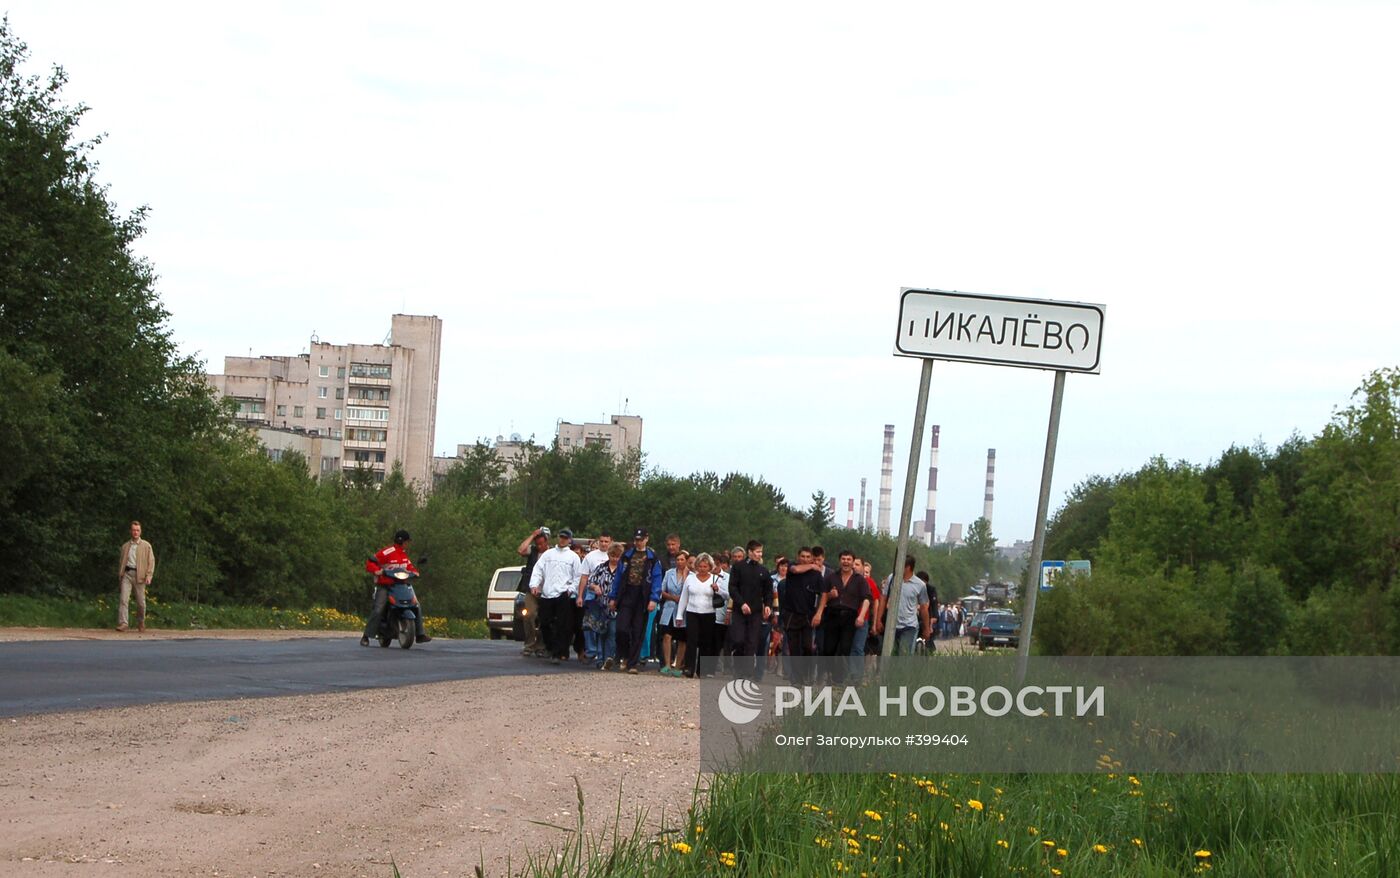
[{"left": 710, "top": 575, "right": 726, "bottom": 609}]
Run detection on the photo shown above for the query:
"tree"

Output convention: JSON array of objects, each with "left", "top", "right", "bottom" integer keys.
[
  {"left": 962, "top": 517, "right": 997, "bottom": 579},
  {"left": 0, "top": 20, "right": 230, "bottom": 593},
  {"left": 807, "top": 491, "right": 834, "bottom": 534}
]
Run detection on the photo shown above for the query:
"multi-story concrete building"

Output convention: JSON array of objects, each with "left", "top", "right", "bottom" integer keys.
[
  {"left": 206, "top": 314, "right": 442, "bottom": 487},
  {"left": 556, "top": 414, "right": 642, "bottom": 462}
]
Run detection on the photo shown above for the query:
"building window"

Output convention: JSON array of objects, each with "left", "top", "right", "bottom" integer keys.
[
  {"left": 334, "top": 409, "right": 342, "bottom": 420},
  {"left": 337, "top": 366, "right": 345, "bottom": 379},
  {"left": 347, "top": 407, "right": 389, "bottom": 422},
  {"left": 321, "top": 456, "right": 338, "bottom": 472},
  {"left": 318, "top": 387, "right": 328, "bottom": 399},
  {"left": 374, "top": 451, "right": 386, "bottom": 463},
  {"left": 294, "top": 405, "right": 305, "bottom": 418},
  {"left": 335, "top": 388, "right": 344, "bottom": 400},
  {"left": 330, "top": 428, "right": 342, "bottom": 439},
  {"left": 349, "top": 363, "right": 391, "bottom": 379},
  {"left": 316, "top": 407, "right": 327, "bottom": 419},
  {"left": 318, "top": 365, "right": 329, "bottom": 378},
  {"left": 269, "top": 448, "right": 283, "bottom": 461},
  {"left": 276, "top": 405, "right": 286, "bottom": 417}
]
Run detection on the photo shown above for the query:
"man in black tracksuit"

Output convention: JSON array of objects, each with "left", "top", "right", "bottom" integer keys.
[
  {"left": 780, "top": 547, "right": 825, "bottom": 684},
  {"left": 727, "top": 540, "right": 774, "bottom": 679}
]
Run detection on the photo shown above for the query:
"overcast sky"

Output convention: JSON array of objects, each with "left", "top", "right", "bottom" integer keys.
[{"left": 9, "top": 1, "right": 1398, "bottom": 545}]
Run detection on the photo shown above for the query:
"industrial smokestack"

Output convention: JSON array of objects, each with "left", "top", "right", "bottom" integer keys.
[
  {"left": 865, "top": 499, "right": 873, "bottom": 532},
  {"left": 858, "top": 478, "right": 868, "bottom": 531},
  {"left": 828, "top": 496, "right": 837, "bottom": 525},
  {"left": 847, "top": 498, "right": 855, "bottom": 529},
  {"left": 925, "top": 425, "right": 940, "bottom": 547},
  {"left": 983, "top": 448, "right": 996, "bottom": 529},
  {"left": 878, "top": 424, "right": 894, "bottom": 536}
]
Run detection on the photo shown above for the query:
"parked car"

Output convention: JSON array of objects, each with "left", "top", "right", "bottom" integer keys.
[
  {"left": 974, "top": 612, "right": 1021, "bottom": 651},
  {"left": 965, "top": 611, "right": 989, "bottom": 645},
  {"left": 486, "top": 566, "right": 524, "bottom": 640}
]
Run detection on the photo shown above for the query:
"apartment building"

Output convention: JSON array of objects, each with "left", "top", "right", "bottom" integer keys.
[{"left": 206, "top": 314, "right": 442, "bottom": 487}]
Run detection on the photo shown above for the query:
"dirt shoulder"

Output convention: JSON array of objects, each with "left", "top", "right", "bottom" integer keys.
[
  {"left": 0, "top": 627, "right": 353, "bottom": 642},
  {"left": 0, "top": 667, "right": 701, "bottom": 877}
]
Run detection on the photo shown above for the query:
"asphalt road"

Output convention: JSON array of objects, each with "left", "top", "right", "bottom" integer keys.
[{"left": 0, "top": 636, "right": 575, "bottom": 718}]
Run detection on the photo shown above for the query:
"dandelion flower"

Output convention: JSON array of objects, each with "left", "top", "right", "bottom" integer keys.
[
  {"left": 1057, "top": 848, "right": 1068, "bottom": 858},
  {"left": 967, "top": 799, "right": 984, "bottom": 812},
  {"left": 1093, "top": 844, "right": 1109, "bottom": 854},
  {"left": 719, "top": 852, "right": 736, "bottom": 868},
  {"left": 864, "top": 810, "right": 883, "bottom": 821},
  {"left": 815, "top": 837, "right": 831, "bottom": 848},
  {"left": 1195, "top": 850, "right": 1212, "bottom": 859},
  {"left": 672, "top": 842, "right": 692, "bottom": 855},
  {"left": 1131, "top": 838, "right": 1144, "bottom": 848},
  {"left": 996, "top": 840, "right": 1010, "bottom": 849}
]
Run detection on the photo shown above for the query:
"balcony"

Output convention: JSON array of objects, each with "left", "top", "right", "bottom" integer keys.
[
  {"left": 342, "top": 459, "right": 386, "bottom": 472},
  {"left": 342, "top": 437, "right": 388, "bottom": 450},
  {"left": 347, "top": 375, "right": 391, "bottom": 387}
]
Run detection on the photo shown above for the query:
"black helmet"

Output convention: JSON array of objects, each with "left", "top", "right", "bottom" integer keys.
[{"left": 394, "top": 529, "right": 411, "bottom": 544}]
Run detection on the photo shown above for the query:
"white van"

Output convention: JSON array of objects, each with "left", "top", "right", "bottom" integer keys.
[{"left": 486, "top": 566, "right": 524, "bottom": 640}]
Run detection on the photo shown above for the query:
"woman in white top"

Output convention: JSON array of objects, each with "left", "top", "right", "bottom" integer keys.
[{"left": 675, "top": 553, "right": 726, "bottom": 678}]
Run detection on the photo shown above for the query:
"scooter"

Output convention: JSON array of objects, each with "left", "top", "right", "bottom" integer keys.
[{"left": 373, "top": 565, "right": 422, "bottom": 649}]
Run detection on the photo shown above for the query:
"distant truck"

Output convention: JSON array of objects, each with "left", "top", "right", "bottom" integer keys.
[{"left": 984, "top": 582, "right": 1012, "bottom": 605}]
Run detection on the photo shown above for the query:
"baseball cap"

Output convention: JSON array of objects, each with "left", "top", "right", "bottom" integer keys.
[
  {"left": 634, "top": 528, "right": 648, "bottom": 538},
  {"left": 559, "top": 528, "right": 573, "bottom": 539}
]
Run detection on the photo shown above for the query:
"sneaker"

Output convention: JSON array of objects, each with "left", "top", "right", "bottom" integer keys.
[
  {"left": 360, "top": 636, "right": 370, "bottom": 647},
  {"left": 628, "top": 667, "right": 639, "bottom": 675},
  {"left": 602, "top": 657, "right": 614, "bottom": 671},
  {"left": 417, "top": 634, "right": 432, "bottom": 643}
]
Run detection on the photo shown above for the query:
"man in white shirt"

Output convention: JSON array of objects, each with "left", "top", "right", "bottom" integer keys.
[{"left": 530, "top": 528, "right": 584, "bottom": 663}]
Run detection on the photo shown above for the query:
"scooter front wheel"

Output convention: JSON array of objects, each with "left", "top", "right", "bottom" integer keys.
[{"left": 398, "top": 617, "right": 414, "bottom": 649}]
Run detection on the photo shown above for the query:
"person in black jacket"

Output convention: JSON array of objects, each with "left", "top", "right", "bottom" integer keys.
[
  {"left": 781, "top": 547, "right": 825, "bottom": 683},
  {"left": 727, "top": 539, "right": 774, "bottom": 678}
]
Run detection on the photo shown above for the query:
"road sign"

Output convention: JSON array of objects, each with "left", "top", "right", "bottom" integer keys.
[
  {"left": 1040, "top": 560, "right": 1066, "bottom": 591},
  {"left": 894, "top": 289, "right": 1105, "bottom": 373}
]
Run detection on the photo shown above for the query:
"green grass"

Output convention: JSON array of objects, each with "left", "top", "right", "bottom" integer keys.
[
  {"left": 512, "top": 771, "right": 1400, "bottom": 877},
  {"left": 0, "top": 593, "right": 488, "bottom": 639}
]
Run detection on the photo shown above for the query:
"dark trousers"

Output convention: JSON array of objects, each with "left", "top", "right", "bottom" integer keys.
[
  {"left": 821, "top": 608, "right": 858, "bottom": 682},
  {"left": 363, "top": 586, "right": 426, "bottom": 639},
  {"left": 616, "top": 597, "right": 650, "bottom": 670},
  {"left": 729, "top": 610, "right": 766, "bottom": 678},
  {"left": 784, "top": 618, "right": 816, "bottom": 684},
  {"left": 538, "top": 594, "right": 576, "bottom": 659},
  {"left": 685, "top": 611, "right": 718, "bottom": 677}
]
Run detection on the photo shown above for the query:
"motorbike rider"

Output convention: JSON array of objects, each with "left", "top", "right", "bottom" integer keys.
[{"left": 360, "top": 529, "right": 432, "bottom": 646}]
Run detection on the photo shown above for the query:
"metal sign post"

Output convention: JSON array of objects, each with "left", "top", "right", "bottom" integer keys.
[
  {"left": 890, "top": 289, "right": 1103, "bottom": 661},
  {"left": 881, "top": 358, "right": 933, "bottom": 657}
]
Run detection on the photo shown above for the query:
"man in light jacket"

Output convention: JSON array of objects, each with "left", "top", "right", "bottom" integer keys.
[
  {"left": 116, "top": 521, "right": 155, "bottom": 632},
  {"left": 531, "top": 528, "right": 584, "bottom": 664}
]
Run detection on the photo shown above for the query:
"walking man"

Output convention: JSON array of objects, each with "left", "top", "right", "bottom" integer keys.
[
  {"left": 115, "top": 521, "right": 155, "bottom": 632},
  {"left": 531, "top": 529, "right": 583, "bottom": 663},
  {"left": 517, "top": 527, "right": 550, "bottom": 657},
  {"left": 727, "top": 540, "right": 774, "bottom": 678},
  {"left": 781, "top": 547, "right": 825, "bottom": 683},
  {"left": 610, "top": 528, "right": 662, "bottom": 674},
  {"left": 811, "top": 550, "right": 871, "bottom": 682}
]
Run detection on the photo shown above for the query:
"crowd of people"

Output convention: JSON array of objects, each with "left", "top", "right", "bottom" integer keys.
[{"left": 511, "top": 526, "right": 981, "bottom": 678}]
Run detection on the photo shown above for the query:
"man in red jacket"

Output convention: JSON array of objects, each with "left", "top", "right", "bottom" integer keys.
[{"left": 361, "top": 529, "right": 432, "bottom": 646}]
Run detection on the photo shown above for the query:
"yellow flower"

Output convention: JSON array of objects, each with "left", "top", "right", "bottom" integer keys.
[
  {"left": 1093, "top": 844, "right": 1109, "bottom": 854},
  {"left": 996, "top": 840, "right": 1010, "bottom": 849},
  {"left": 719, "top": 851, "right": 736, "bottom": 868},
  {"left": 865, "top": 834, "right": 881, "bottom": 842},
  {"left": 1131, "top": 838, "right": 1144, "bottom": 848},
  {"left": 815, "top": 837, "right": 831, "bottom": 848},
  {"left": 1195, "top": 850, "right": 1212, "bottom": 859},
  {"left": 1128, "top": 775, "right": 1141, "bottom": 786},
  {"left": 804, "top": 802, "right": 823, "bottom": 812},
  {"left": 695, "top": 826, "right": 704, "bottom": 834},
  {"left": 967, "top": 799, "right": 984, "bottom": 811},
  {"left": 864, "top": 810, "right": 883, "bottom": 821},
  {"left": 1195, "top": 865, "right": 1213, "bottom": 873},
  {"left": 1041, "top": 840, "right": 1056, "bottom": 848},
  {"left": 833, "top": 862, "right": 846, "bottom": 872},
  {"left": 1028, "top": 827, "right": 1040, "bottom": 836},
  {"left": 671, "top": 842, "right": 692, "bottom": 855},
  {"left": 940, "top": 822, "right": 950, "bottom": 832},
  {"left": 1051, "top": 870, "right": 1062, "bottom": 877},
  {"left": 1056, "top": 848, "right": 1068, "bottom": 858}
]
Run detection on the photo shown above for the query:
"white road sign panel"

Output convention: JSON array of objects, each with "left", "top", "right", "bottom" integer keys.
[{"left": 895, "top": 289, "right": 1105, "bottom": 373}]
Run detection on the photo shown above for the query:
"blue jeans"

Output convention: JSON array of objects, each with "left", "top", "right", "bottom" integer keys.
[
  {"left": 895, "top": 626, "right": 918, "bottom": 655},
  {"left": 848, "top": 619, "right": 870, "bottom": 677},
  {"left": 583, "top": 608, "right": 616, "bottom": 667}
]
